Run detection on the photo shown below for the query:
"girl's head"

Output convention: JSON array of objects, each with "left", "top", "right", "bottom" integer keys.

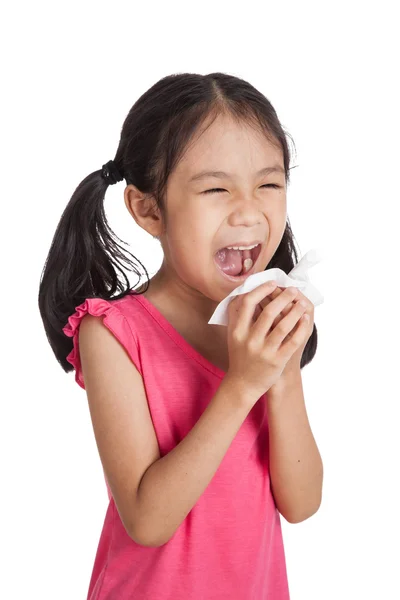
[
  {"left": 124, "top": 111, "right": 288, "bottom": 309},
  {"left": 39, "top": 72, "right": 317, "bottom": 373}
]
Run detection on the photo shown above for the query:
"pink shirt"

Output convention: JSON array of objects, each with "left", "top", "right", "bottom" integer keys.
[{"left": 62, "top": 292, "right": 290, "bottom": 599}]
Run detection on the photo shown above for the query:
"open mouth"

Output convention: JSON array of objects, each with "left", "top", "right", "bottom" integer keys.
[{"left": 213, "top": 243, "right": 263, "bottom": 282}]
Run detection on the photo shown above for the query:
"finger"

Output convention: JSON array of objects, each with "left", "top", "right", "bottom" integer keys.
[
  {"left": 281, "top": 303, "right": 304, "bottom": 340},
  {"left": 257, "top": 288, "right": 278, "bottom": 323},
  {"left": 230, "top": 280, "right": 278, "bottom": 334},
  {"left": 252, "top": 304, "right": 262, "bottom": 323},
  {"left": 278, "top": 288, "right": 299, "bottom": 316},
  {"left": 259, "top": 287, "right": 281, "bottom": 312},
  {"left": 252, "top": 286, "right": 300, "bottom": 340},
  {"left": 267, "top": 287, "right": 282, "bottom": 301},
  {"left": 260, "top": 296, "right": 307, "bottom": 351},
  {"left": 281, "top": 312, "right": 310, "bottom": 354},
  {"left": 280, "top": 295, "right": 298, "bottom": 318},
  {"left": 262, "top": 286, "right": 297, "bottom": 307},
  {"left": 266, "top": 287, "right": 296, "bottom": 328}
]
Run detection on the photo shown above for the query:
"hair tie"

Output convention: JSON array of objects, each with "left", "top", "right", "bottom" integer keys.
[{"left": 101, "top": 160, "right": 124, "bottom": 185}]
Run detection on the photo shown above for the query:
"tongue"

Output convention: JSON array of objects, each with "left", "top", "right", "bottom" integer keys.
[{"left": 215, "top": 248, "right": 243, "bottom": 276}]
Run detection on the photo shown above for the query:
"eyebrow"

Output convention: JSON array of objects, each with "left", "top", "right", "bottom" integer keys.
[{"left": 188, "top": 165, "right": 285, "bottom": 183}]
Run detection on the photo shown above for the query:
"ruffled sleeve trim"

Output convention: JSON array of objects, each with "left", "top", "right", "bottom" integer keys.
[{"left": 62, "top": 297, "right": 141, "bottom": 390}]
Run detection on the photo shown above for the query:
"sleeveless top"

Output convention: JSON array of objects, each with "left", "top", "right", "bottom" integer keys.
[{"left": 62, "top": 291, "right": 290, "bottom": 599}]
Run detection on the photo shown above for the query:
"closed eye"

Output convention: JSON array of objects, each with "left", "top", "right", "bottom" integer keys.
[{"left": 201, "top": 184, "right": 281, "bottom": 195}]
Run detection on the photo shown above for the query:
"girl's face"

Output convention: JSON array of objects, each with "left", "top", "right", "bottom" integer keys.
[{"left": 125, "top": 114, "right": 287, "bottom": 321}]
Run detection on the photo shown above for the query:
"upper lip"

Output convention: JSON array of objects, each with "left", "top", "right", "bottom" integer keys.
[{"left": 216, "top": 240, "right": 264, "bottom": 252}]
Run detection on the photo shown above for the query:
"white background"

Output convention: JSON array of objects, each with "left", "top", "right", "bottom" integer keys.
[{"left": 2, "top": 1, "right": 399, "bottom": 598}]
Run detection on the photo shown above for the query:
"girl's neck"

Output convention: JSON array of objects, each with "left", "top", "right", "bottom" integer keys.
[
  {"left": 138, "top": 268, "right": 220, "bottom": 325},
  {"left": 137, "top": 275, "right": 225, "bottom": 342}
]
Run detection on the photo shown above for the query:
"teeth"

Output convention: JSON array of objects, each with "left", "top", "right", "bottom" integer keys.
[
  {"left": 226, "top": 243, "right": 259, "bottom": 250},
  {"left": 243, "top": 258, "right": 253, "bottom": 273}
]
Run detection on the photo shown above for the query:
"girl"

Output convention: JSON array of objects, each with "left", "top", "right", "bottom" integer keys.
[{"left": 38, "top": 72, "right": 322, "bottom": 599}]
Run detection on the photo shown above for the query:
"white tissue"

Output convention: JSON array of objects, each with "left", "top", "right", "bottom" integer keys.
[{"left": 208, "top": 248, "right": 324, "bottom": 326}]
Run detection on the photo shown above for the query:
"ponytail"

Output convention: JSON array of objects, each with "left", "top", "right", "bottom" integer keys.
[{"left": 38, "top": 161, "right": 149, "bottom": 372}]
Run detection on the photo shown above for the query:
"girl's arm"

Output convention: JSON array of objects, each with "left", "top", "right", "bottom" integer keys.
[
  {"left": 266, "top": 370, "right": 323, "bottom": 523},
  {"left": 134, "top": 376, "right": 255, "bottom": 547},
  {"left": 79, "top": 313, "right": 256, "bottom": 549}
]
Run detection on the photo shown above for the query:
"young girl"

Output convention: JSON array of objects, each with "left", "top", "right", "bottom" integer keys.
[{"left": 38, "top": 72, "right": 322, "bottom": 599}]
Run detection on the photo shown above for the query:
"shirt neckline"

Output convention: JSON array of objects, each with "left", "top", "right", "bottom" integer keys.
[{"left": 129, "top": 292, "right": 227, "bottom": 380}]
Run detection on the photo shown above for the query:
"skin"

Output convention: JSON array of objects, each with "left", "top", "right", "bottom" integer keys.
[
  {"left": 123, "top": 113, "right": 288, "bottom": 334},
  {"left": 122, "top": 114, "right": 321, "bottom": 524}
]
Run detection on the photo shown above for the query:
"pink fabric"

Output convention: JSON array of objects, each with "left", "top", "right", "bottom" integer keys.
[{"left": 62, "top": 292, "right": 290, "bottom": 599}]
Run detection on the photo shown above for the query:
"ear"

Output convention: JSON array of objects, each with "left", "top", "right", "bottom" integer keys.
[{"left": 124, "top": 184, "right": 164, "bottom": 238}]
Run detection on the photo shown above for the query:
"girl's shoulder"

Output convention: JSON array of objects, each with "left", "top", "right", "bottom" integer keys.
[
  {"left": 62, "top": 293, "right": 140, "bottom": 389},
  {"left": 62, "top": 293, "right": 132, "bottom": 336}
]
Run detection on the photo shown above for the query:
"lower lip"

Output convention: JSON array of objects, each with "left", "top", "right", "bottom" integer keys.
[{"left": 213, "top": 244, "right": 263, "bottom": 283}]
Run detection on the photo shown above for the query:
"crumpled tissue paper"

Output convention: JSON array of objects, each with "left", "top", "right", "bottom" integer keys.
[{"left": 208, "top": 248, "right": 324, "bottom": 326}]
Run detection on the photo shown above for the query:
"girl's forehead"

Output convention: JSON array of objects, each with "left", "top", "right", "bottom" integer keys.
[{"left": 176, "top": 132, "right": 283, "bottom": 183}]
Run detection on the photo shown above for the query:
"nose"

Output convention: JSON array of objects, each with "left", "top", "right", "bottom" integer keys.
[{"left": 228, "top": 193, "right": 264, "bottom": 226}]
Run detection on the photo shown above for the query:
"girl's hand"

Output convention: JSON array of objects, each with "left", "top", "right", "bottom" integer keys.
[
  {"left": 225, "top": 281, "right": 311, "bottom": 401},
  {"left": 256, "top": 285, "right": 314, "bottom": 373}
]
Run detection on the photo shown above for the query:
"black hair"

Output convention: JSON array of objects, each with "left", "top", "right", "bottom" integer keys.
[{"left": 38, "top": 72, "right": 317, "bottom": 373}]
